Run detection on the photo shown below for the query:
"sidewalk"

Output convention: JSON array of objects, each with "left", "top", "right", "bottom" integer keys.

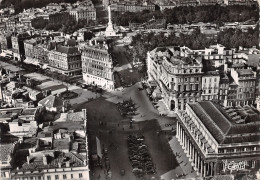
[{"left": 168, "top": 137, "right": 197, "bottom": 179}]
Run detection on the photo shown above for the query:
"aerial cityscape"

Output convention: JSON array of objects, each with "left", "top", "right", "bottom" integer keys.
[{"left": 0, "top": 0, "right": 259, "bottom": 180}]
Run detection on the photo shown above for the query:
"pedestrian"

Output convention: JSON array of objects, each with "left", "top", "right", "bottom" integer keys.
[
  {"left": 122, "top": 127, "right": 124, "bottom": 131},
  {"left": 118, "top": 123, "right": 119, "bottom": 127}
]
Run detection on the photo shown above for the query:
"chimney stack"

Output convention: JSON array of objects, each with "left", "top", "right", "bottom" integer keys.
[
  {"left": 58, "top": 162, "right": 62, "bottom": 168},
  {"left": 27, "top": 156, "right": 30, "bottom": 164},
  {"left": 65, "top": 161, "right": 70, "bottom": 167},
  {"left": 43, "top": 155, "right": 48, "bottom": 165}
]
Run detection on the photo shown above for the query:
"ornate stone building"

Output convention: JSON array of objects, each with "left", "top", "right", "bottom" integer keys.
[
  {"left": 69, "top": 7, "right": 96, "bottom": 22},
  {"left": 229, "top": 68, "right": 256, "bottom": 106},
  {"left": 48, "top": 45, "right": 82, "bottom": 76},
  {"left": 147, "top": 46, "right": 203, "bottom": 112},
  {"left": 177, "top": 101, "right": 260, "bottom": 178},
  {"left": 82, "top": 39, "right": 115, "bottom": 90}
]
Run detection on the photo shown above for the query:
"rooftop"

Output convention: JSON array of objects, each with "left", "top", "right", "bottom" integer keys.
[
  {"left": 13, "top": 151, "right": 85, "bottom": 171},
  {"left": 188, "top": 101, "right": 260, "bottom": 144},
  {"left": 0, "top": 108, "right": 23, "bottom": 120},
  {"left": 151, "top": 46, "right": 200, "bottom": 66},
  {"left": 20, "top": 108, "right": 38, "bottom": 116},
  {"left": 0, "top": 143, "right": 15, "bottom": 162},
  {"left": 55, "top": 45, "right": 80, "bottom": 55},
  {"left": 236, "top": 69, "right": 254, "bottom": 76},
  {"left": 38, "top": 95, "right": 63, "bottom": 109}
]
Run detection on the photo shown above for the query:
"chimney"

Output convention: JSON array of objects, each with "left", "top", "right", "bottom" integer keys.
[
  {"left": 65, "top": 161, "right": 70, "bottom": 167},
  {"left": 43, "top": 155, "right": 48, "bottom": 165},
  {"left": 27, "top": 156, "right": 30, "bottom": 164},
  {"left": 82, "top": 109, "right": 87, "bottom": 120},
  {"left": 58, "top": 162, "right": 62, "bottom": 168}
]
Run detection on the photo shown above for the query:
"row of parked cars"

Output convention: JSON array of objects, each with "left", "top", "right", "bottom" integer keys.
[
  {"left": 77, "top": 82, "right": 103, "bottom": 93},
  {"left": 127, "top": 135, "right": 156, "bottom": 178}
]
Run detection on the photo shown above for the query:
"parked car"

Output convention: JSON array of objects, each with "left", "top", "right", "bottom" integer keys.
[{"left": 120, "top": 169, "right": 125, "bottom": 176}]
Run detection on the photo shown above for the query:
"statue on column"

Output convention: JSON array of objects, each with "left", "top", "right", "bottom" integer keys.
[{"left": 105, "top": 0, "right": 116, "bottom": 37}]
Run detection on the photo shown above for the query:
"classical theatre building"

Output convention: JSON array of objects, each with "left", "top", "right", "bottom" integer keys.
[{"left": 176, "top": 101, "right": 260, "bottom": 177}]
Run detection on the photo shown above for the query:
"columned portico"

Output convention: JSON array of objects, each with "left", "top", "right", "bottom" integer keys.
[{"left": 176, "top": 120, "right": 217, "bottom": 178}]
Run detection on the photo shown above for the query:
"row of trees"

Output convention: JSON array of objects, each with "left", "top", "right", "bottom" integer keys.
[
  {"left": 113, "top": 5, "right": 259, "bottom": 26},
  {"left": 128, "top": 27, "right": 259, "bottom": 67},
  {"left": 32, "top": 16, "right": 95, "bottom": 34},
  {"left": 0, "top": 0, "right": 79, "bottom": 13}
]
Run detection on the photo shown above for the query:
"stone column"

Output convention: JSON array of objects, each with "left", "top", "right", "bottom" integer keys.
[
  {"left": 194, "top": 151, "right": 198, "bottom": 170},
  {"left": 197, "top": 155, "right": 201, "bottom": 171},
  {"left": 200, "top": 160, "right": 203, "bottom": 176},
  {"left": 187, "top": 141, "right": 190, "bottom": 158},
  {"left": 180, "top": 127, "right": 183, "bottom": 145},
  {"left": 176, "top": 122, "right": 179, "bottom": 138},
  {"left": 210, "top": 162, "right": 213, "bottom": 176},
  {"left": 203, "top": 163, "right": 207, "bottom": 177}
]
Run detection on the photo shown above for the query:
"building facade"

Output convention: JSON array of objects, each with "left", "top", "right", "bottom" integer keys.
[
  {"left": 70, "top": 8, "right": 96, "bottom": 22},
  {"left": 177, "top": 101, "right": 260, "bottom": 178},
  {"left": 11, "top": 32, "right": 31, "bottom": 61},
  {"left": 0, "top": 33, "right": 12, "bottom": 51},
  {"left": 110, "top": 2, "right": 155, "bottom": 12},
  {"left": 48, "top": 45, "right": 82, "bottom": 76},
  {"left": 24, "top": 38, "right": 50, "bottom": 65},
  {"left": 147, "top": 47, "right": 203, "bottom": 112},
  {"left": 229, "top": 68, "right": 256, "bottom": 106},
  {"left": 201, "top": 71, "right": 220, "bottom": 101},
  {"left": 82, "top": 40, "right": 115, "bottom": 90}
]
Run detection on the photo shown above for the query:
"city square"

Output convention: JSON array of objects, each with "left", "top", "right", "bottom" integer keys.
[{"left": 0, "top": 0, "right": 260, "bottom": 180}]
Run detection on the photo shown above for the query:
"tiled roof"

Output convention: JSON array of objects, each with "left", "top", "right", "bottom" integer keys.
[
  {"left": 67, "top": 112, "right": 84, "bottom": 121},
  {"left": 56, "top": 46, "right": 79, "bottom": 55},
  {"left": 13, "top": 151, "right": 85, "bottom": 171},
  {"left": 0, "top": 143, "right": 14, "bottom": 162},
  {"left": 189, "top": 102, "right": 226, "bottom": 143}
]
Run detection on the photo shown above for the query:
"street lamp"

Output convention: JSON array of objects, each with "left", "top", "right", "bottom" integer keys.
[{"left": 130, "top": 118, "right": 133, "bottom": 129}]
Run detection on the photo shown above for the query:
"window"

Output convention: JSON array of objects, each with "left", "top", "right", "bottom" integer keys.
[
  {"left": 195, "top": 84, "right": 198, "bottom": 91},
  {"left": 30, "top": 177, "right": 34, "bottom": 180},
  {"left": 47, "top": 176, "right": 51, "bottom": 180},
  {"left": 63, "top": 175, "right": 67, "bottom": 179},
  {"left": 178, "top": 85, "right": 181, "bottom": 91},
  {"left": 79, "top": 173, "right": 83, "bottom": 178},
  {"left": 38, "top": 176, "right": 41, "bottom": 180},
  {"left": 55, "top": 175, "right": 59, "bottom": 180},
  {"left": 71, "top": 174, "right": 73, "bottom": 179}
]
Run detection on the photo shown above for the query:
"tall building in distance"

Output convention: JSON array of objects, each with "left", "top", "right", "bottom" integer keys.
[
  {"left": 82, "top": 38, "right": 115, "bottom": 90},
  {"left": 69, "top": 7, "right": 96, "bottom": 22}
]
